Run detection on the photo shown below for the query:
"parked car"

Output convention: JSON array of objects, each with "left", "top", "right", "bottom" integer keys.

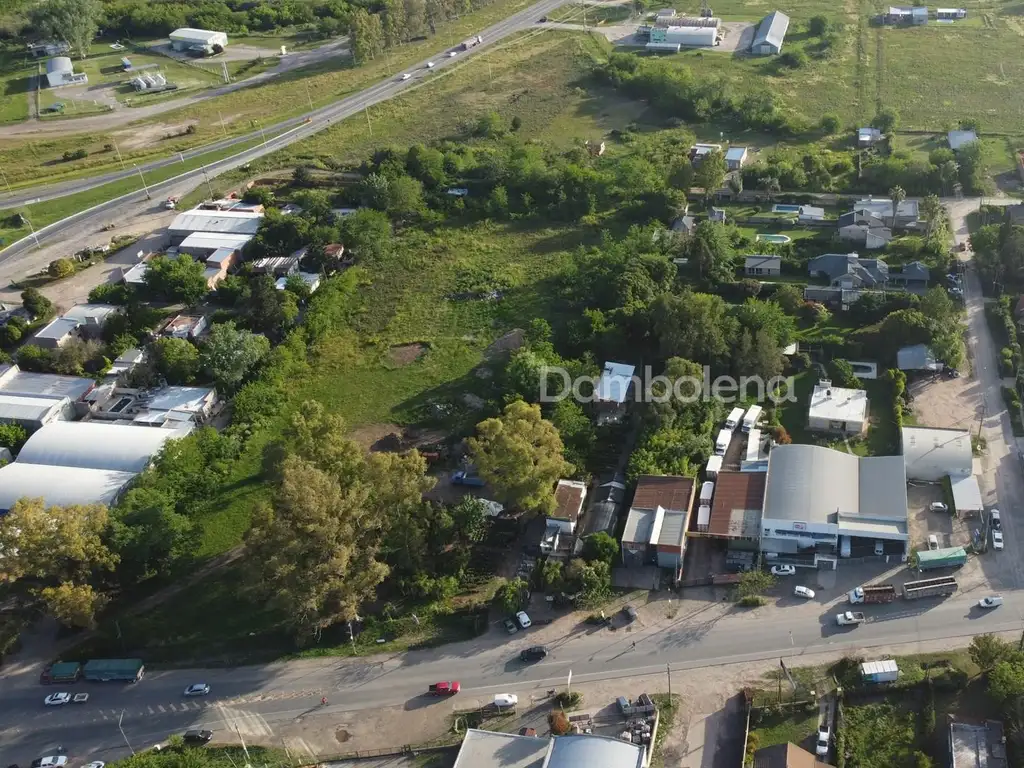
[
  {"left": 816, "top": 726, "right": 830, "bottom": 757},
  {"left": 400, "top": 73, "right": 411, "bottom": 80},
  {"left": 516, "top": 611, "right": 532, "bottom": 629},
  {"left": 520, "top": 646, "right": 548, "bottom": 662},
  {"left": 43, "top": 693, "right": 71, "bottom": 706},
  {"left": 836, "top": 611, "right": 865, "bottom": 626},
  {"left": 793, "top": 586, "right": 815, "bottom": 599},
  {"left": 979, "top": 595, "right": 1004, "bottom": 609},
  {"left": 494, "top": 693, "right": 518, "bottom": 707},
  {"left": 503, "top": 618, "right": 518, "bottom": 634},
  {"left": 184, "top": 683, "right": 211, "bottom": 696},
  {"left": 770, "top": 565, "right": 796, "bottom": 576},
  {"left": 426, "top": 61, "right": 435, "bottom": 68},
  {"left": 993, "top": 530, "right": 1004, "bottom": 550},
  {"left": 183, "top": 730, "right": 214, "bottom": 745},
  {"left": 928, "top": 535, "right": 939, "bottom": 550},
  {"left": 31, "top": 759, "right": 67, "bottom": 768},
  {"left": 84, "top": 763, "right": 105, "bottom": 768},
  {"left": 929, "top": 502, "right": 948, "bottom": 513},
  {"left": 991, "top": 509, "right": 1002, "bottom": 530},
  {"left": 428, "top": 681, "right": 460, "bottom": 695}
]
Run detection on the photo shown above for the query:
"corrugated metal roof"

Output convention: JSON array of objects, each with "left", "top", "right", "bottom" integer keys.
[
  {"left": 18, "top": 421, "right": 191, "bottom": 473},
  {"left": 708, "top": 470, "right": 765, "bottom": 537},
  {"left": 169, "top": 209, "right": 262, "bottom": 236},
  {"left": 595, "top": 361, "right": 635, "bottom": 403},
  {"left": 753, "top": 10, "right": 790, "bottom": 50},
  {"left": 902, "top": 426, "right": 972, "bottom": 477},
  {"left": 951, "top": 475, "right": 983, "bottom": 511},
  {"left": 0, "top": 394, "right": 66, "bottom": 423},
  {"left": 0, "top": 371, "right": 94, "bottom": 401},
  {"left": 632, "top": 474, "right": 694, "bottom": 513},
  {"left": 622, "top": 507, "right": 655, "bottom": 545},
  {"left": 179, "top": 232, "right": 252, "bottom": 251},
  {"left": 763, "top": 445, "right": 861, "bottom": 524},
  {"left": 0, "top": 462, "right": 134, "bottom": 511}
]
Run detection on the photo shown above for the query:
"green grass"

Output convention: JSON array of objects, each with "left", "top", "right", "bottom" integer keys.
[
  {"left": 750, "top": 706, "right": 819, "bottom": 752},
  {"left": 37, "top": 86, "right": 112, "bottom": 118},
  {"left": 549, "top": 3, "right": 635, "bottom": 24},
  {"left": 843, "top": 699, "right": 918, "bottom": 768},
  {"left": 0, "top": 52, "right": 30, "bottom": 123},
  {"left": 650, "top": 694, "right": 681, "bottom": 768}
]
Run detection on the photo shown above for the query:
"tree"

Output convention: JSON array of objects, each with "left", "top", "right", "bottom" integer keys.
[
  {"left": 727, "top": 175, "right": 743, "bottom": 197},
  {"left": 40, "top": 582, "right": 107, "bottom": 629},
  {"left": 564, "top": 559, "right": 611, "bottom": 606},
  {"left": 772, "top": 284, "right": 804, "bottom": 315},
  {"left": 871, "top": 108, "right": 899, "bottom": 135},
  {"left": 48, "top": 258, "right": 75, "bottom": 278},
  {"left": 541, "top": 560, "right": 563, "bottom": 591},
  {"left": 494, "top": 577, "right": 529, "bottom": 613},
  {"left": 109, "top": 487, "right": 197, "bottom": 585},
  {"left": 350, "top": 7, "right": 385, "bottom": 63},
  {"left": 582, "top": 532, "right": 618, "bottom": 565},
  {"left": 30, "top": 0, "right": 103, "bottom": 58},
  {"left": 386, "top": 174, "right": 426, "bottom": 222},
  {"left": 468, "top": 400, "right": 574, "bottom": 514},
  {"left": 919, "top": 194, "right": 943, "bottom": 238},
  {"left": 694, "top": 150, "right": 727, "bottom": 202},
  {"left": 200, "top": 322, "right": 271, "bottom": 391},
  {"left": 16, "top": 344, "right": 55, "bottom": 373},
  {"left": 0, "top": 423, "right": 27, "bottom": 450},
  {"left": 21, "top": 287, "right": 53, "bottom": 320},
  {"left": 340, "top": 208, "right": 393, "bottom": 262},
  {"left": 827, "top": 358, "right": 862, "bottom": 389},
  {"left": 736, "top": 570, "right": 775, "bottom": 598},
  {"left": 733, "top": 298, "right": 795, "bottom": 347},
  {"left": 820, "top": 113, "right": 840, "bottom": 134},
  {"left": 690, "top": 220, "right": 736, "bottom": 284},
  {"left": 808, "top": 15, "right": 829, "bottom": 35},
  {"left": 989, "top": 657, "right": 1024, "bottom": 701},
  {"left": 143, "top": 254, "right": 208, "bottom": 305},
  {"left": 151, "top": 337, "right": 200, "bottom": 384},
  {"left": 757, "top": 175, "right": 781, "bottom": 202},
  {"left": 243, "top": 275, "right": 296, "bottom": 340},
  {"left": 651, "top": 290, "right": 735, "bottom": 367},
  {"left": 246, "top": 455, "right": 390, "bottom": 644},
  {"left": 969, "top": 633, "right": 1013, "bottom": 672},
  {"left": 888, "top": 185, "right": 907, "bottom": 231}
]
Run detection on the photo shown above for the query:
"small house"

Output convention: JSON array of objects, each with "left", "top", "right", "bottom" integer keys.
[
  {"left": 896, "top": 343, "right": 942, "bottom": 371},
  {"left": 725, "top": 146, "right": 749, "bottom": 170},
  {"left": 689, "top": 143, "right": 723, "bottom": 164},
  {"left": 751, "top": 10, "right": 789, "bottom": 55},
  {"left": 709, "top": 207, "right": 727, "bottom": 223},
  {"left": 672, "top": 215, "right": 697, "bottom": 235},
  {"left": 548, "top": 479, "right": 587, "bottom": 535},
  {"left": 936, "top": 7, "right": 966, "bottom": 19},
  {"left": 837, "top": 211, "right": 893, "bottom": 249},
  {"left": 169, "top": 28, "right": 228, "bottom": 54},
  {"left": 808, "top": 378, "right": 868, "bottom": 435},
  {"left": 948, "top": 129, "right": 978, "bottom": 152},
  {"left": 275, "top": 272, "right": 322, "bottom": 294},
  {"left": 745, "top": 255, "right": 781, "bottom": 276},
  {"left": 45, "top": 56, "right": 87, "bottom": 88},
  {"left": 160, "top": 314, "right": 207, "bottom": 341},
  {"left": 798, "top": 205, "right": 825, "bottom": 222},
  {"left": 861, "top": 659, "right": 899, "bottom": 683},
  {"left": 858, "top": 127, "right": 882, "bottom": 146},
  {"left": 621, "top": 475, "right": 696, "bottom": 575}
]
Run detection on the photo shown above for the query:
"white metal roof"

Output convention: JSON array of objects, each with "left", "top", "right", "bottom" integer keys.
[
  {"left": 902, "top": 426, "right": 972, "bottom": 478},
  {"left": 595, "top": 361, "right": 636, "bottom": 404},
  {"left": 179, "top": 232, "right": 252, "bottom": 251},
  {"left": 0, "top": 370, "right": 94, "bottom": 401},
  {"left": 951, "top": 474, "right": 983, "bottom": 512},
  {"left": 809, "top": 381, "right": 868, "bottom": 424},
  {"left": 169, "top": 209, "right": 262, "bottom": 237},
  {"left": 18, "top": 421, "right": 191, "bottom": 473},
  {"left": 0, "top": 394, "right": 67, "bottom": 423},
  {"left": 46, "top": 56, "right": 72, "bottom": 74},
  {"left": 0, "top": 462, "right": 135, "bottom": 511},
  {"left": 169, "top": 28, "right": 226, "bottom": 44},
  {"left": 861, "top": 659, "right": 898, "bottom": 675},
  {"left": 145, "top": 386, "right": 215, "bottom": 414},
  {"left": 753, "top": 10, "right": 789, "bottom": 49}
]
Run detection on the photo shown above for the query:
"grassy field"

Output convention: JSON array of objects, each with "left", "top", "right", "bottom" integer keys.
[
  {"left": 0, "top": 47, "right": 31, "bottom": 123},
  {"left": 750, "top": 705, "right": 820, "bottom": 752}
]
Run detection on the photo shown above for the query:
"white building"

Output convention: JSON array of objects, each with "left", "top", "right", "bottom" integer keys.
[
  {"left": 0, "top": 463, "right": 135, "bottom": 512},
  {"left": 45, "top": 56, "right": 87, "bottom": 88},
  {"left": 168, "top": 209, "right": 263, "bottom": 244},
  {"left": 751, "top": 10, "right": 789, "bottom": 55},
  {"left": 32, "top": 304, "right": 123, "bottom": 349},
  {"left": 17, "top": 421, "right": 190, "bottom": 473},
  {"left": 177, "top": 232, "right": 252, "bottom": 258},
  {"left": 452, "top": 729, "right": 645, "bottom": 768},
  {"left": 169, "top": 28, "right": 228, "bottom": 53},
  {"left": 901, "top": 426, "right": 982, "bottom": 515},
  {"left": 0, "top": 393, "right": 72, "bottom": 430},
  {"left": 808, "top": 379, "right": 868, "bottom": 435},
  {"left": 760, "top": 444, "right": 909, "bottom": 567}
]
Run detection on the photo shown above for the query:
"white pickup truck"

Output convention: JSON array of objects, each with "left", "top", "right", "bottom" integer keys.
[{"left": 835, "top": 611, "right": 865, "bottom": 626}]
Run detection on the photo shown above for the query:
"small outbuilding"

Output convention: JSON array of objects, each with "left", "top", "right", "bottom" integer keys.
[
  {"left": 745, "top": 255, "right": 781, "bottom": 277},
  {"left": 948, "top": 129, "right": 979, "bottom": 152},
  {"left": 808, "top": 379, "right": 868, "bottom": 435},
  {"left": 861, "top": 659, "right": 899, "bottom": 683},
  {"left": 169, "top": 28, "right": 228, "bottom": 54},
  {"left": 45, "top": 56, "right": 87, "bottom": 88},
  {"left": 751, "top": 10, "right": 789, "bottom": 55}
]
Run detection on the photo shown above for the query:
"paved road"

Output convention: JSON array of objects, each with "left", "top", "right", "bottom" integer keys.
[
  {"left": 0, "top": 0, "right": 570, "bottom": 215},
  {"left": 4, "top": 588, "right": 1024, "bottom": 764}
]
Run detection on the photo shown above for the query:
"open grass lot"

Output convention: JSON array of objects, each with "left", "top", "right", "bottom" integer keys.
[
  {"left": 749, "top": 704, "right": 819, "bottom": 752},
  {"left": 549, "top": 3, "right": 635, "bottom": 23},
  {"left": 74, "top": 51, "right": 223, "bottom": 105},
  {"left": 0, "top": 48, "right": 31, "bottom": 123},
  {"left": 37, "top": 87, "right": 112, "bottom": 118}
]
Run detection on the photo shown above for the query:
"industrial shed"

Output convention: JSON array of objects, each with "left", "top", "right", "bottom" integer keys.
[
  {"left": 0, "top": 463, "right": 135, "bottom": 512},
  {"left": 45, "top": 56, "right": 87, "bottom": 88},
  {"left": 177, "top": 232, "right": 253, "bottom": 258},
  {"left": 169, "top": 28, "right": 228, "bottom": 53},
  {"left": 648, "top": 25, "right": 717, "bottom": 48},
  {"left": 901, "top": 426, "right": 972, "bottom": 481},
  {"left": 752, "top": 10, "right": 790, "bottom": 54},
  {"left": 167, "top": 209, "right": 263, "bottom": 244},
  {"left": 17, "top": 421, "right": 191, "bottom": 473},
  {"left": 0, "top": 393, "right": 72, "bottom": 430}
]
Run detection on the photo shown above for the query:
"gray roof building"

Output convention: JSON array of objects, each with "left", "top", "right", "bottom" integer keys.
[
  {"left": 896, "top": 343, "right": 942, "bottom": 371},
  {"left": 745, "top": 255, "right": 781, "bottom": 272},
  {"left": 948, "top": 129, "right": 979, "bottom": 151},
  {"left": 0, "top": 365, "right": 95, "bottom": 402},
  {"left": 452, "top": 729, "right": 646, "bottom": 768},
  {"left": 762, "top": 444, "right": 908, "bottom": 528},
  {"left": 808, "top": 253, "right": 889, "bottom": 287},
  {"left": 752, "top": 10, "right": 790, "bottom": 54}
]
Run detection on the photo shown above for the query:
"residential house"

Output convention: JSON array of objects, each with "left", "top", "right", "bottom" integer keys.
[
  {"left": 620, "top": 475, "right": 696, "bottom": 575},
  {"left": 32, "top": 304, "right": 123, "bottom": 349},
  {"left": 888, "top": 261, "right": 930, "bottom": 290},
  {"left": 204, "top": 248, "right": 238, "bottom": 289},
  {"left": 808, "top": 253, "right": 889, "bottom": 288},
  {"left": 27, "top": 40, "right": 70, "bottom": 58},
  {"left": 160, "top": 314, "right": 207, "bottom": 340},
  {"left": 886, "top": 5, "right": 926, "bottom": 23},
  {"left": 751, "top": 10, "right": 790, "bottom": 54},
  {"left": 595, "top": 361, "right": 635, "bottom": 424},
  {"left": 798, "top": 206, "right": 826, "bottom": 222},
  {"left": 808, "top": 378, "right": 868, "bottom": 435},
  {"left": 105, "top": 348, "right": 146, "bottom": 381},
  {"left": 803, "top": 286, "right": 862, "bottom": 308},
  {"left": 582, "top": 473, "right": 627, "bottom": 536},
  {"left": 275, "top": 272, "right": 322, "bottom": 294},
  {"left": 745, "top": 255, "right": 781, "bottom": 276},
  {"left": 672, "top": 214, "right": 697, "bottom": 235},
  {"left": 853, "top": 197, "right": 919, "bottom": 228},
  {"left": 251, "top": 255, "right": 300, "bottom": 276},
  {"left": 542, "top": 479, "right": 587, "bottom": 555},
  {"left": 689, "top": 143, "right": 722, "bottom": 164},
  {"left": 709, "top": 207, "right": 727, "bottom": 223},
  {"left": 949, "top": 721, "right": 1005, "bottom": 768},
  {"left": 948, "top": 129, "right": 978, "bottom": 151},
  {"left": 725, "top": 146, "right": 749, "bottom": 170},
  {"left": 837, "top": 211, "right": 893, "bottom": 249},
  {"left": 858, "top": 127, "right": 882, "bottom": 146},
  {"left": 936, "top": 7, "right": 966, "bottom": 18},
  {"left": 85, "top": 383, "right": 219, "bottom": 426},
  {"left": 896, "top": 343, "right": 943, "bottom": 371}
]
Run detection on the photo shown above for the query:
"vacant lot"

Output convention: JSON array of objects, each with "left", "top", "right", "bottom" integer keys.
[{"left": 749, "top": 704, "right": 819, "bottom": 753}]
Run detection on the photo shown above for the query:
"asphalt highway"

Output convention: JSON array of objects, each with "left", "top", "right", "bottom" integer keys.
[
  {"left": 0, "top": 0, "right": 570, "bottom": 216},
  {"left": 4, "top": 588, "right": 1023, "bottom": 764}
]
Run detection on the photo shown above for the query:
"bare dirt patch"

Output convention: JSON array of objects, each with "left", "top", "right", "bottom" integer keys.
[
  {"left": 388, "top": 342, "right": 427, "bottom": 367},
  {"left": 349, "top": 423, "right": 404, "bottom": 451},
  {"left": 113, "top": 121, "right": 195, "bottom": 150},
  {"left": 909, "top": 373, "right": 982, "bottom": 431}
]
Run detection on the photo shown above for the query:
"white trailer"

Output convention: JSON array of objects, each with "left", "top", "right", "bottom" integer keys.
[
  {"left": 742, "top": 405, "right": 762, "bottom": 433},
  {"left": 715, "top": 429, "right": 732, "bottom": 456},
  {"left": 725, "top": 407, "right": 744, "bottom": 431}
]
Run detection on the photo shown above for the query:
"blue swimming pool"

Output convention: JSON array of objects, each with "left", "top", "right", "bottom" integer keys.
[
  {"left": 756, "top": 234, "right": 792, "bottom": 244},
  {"left": 772, "top": 204, "right": 801, "bottom": 213}
]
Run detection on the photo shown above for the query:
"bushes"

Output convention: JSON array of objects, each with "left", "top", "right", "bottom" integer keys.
[
  {"left": 554, "top": 690, "right": 582, "bottom": 709},
  {"left": 744, "top": 731, "right": 760, "bottom": 766},
  {"left": 549, "top": 710, "right": 571, "bottom": 735},
  {"left": 986, "top": 298, "right": 1020, "bottom": 375},
  {"left": 1003, "top": 387, "right": 1024, "bottom": 436},
  {"left": 61, "top": 149, "right": 88, "bottom": 162},
  {"left": 881, "top": 369, "right": 907, "bottom": 451}
]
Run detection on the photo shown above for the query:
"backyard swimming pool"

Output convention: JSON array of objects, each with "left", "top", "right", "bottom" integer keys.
[
  {"left": 755, "top": 234, "right": 792, "bottom": 243},
  {"left": 772, "top": 204, "right": 801, "bottom": 213}
]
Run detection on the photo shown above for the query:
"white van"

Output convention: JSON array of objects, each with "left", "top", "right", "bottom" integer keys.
[
  {"left": 742, "top": 405, "right": 763, "bottom": 434},
  {"left": 715, "top": 429, "right": 732, "bottom": 456},
  {"left": 725, "top": 407, "right": 744, "bottom": 431}
]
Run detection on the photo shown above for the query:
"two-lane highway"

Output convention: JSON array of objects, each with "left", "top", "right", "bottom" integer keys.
[{"left": 4, "top": 588, "right": 1022, "bottom": 764}]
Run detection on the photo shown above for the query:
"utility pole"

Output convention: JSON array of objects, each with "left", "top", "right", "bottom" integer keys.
[
  {"left": 112, "top": 137, "right": 126, "bottom": 170},
  {"left": 118, "top": 709, "right": 136, "bottom": 754},
  {"left": 201, "top": 165, "right": 215, "bottom": 200},
  {"left": 22, "top": 212, "right": 39, "bottom": 247},
  {"left": 305, "top": 81, "right": 314, "bottom": 111},
  {"left": 0, "top": 165, "right": 11, "bottom": 195},
  {"left": 132, "top": 163, "right": 151, "bottom": 199},
  {"left": 218, "top": 110, "right": 227, "bottom": 136},
  {"left": 364, "top": 106, "right": 373, "bottom": 137},
  {"left": 258, "top": 123, "right": 267, "bottom": 146},
  {"left": 666, "top": 663, "right": 672, "bottom": 698}
]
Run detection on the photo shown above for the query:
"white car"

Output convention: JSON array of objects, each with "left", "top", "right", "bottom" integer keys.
[
  {"left": 44, "top": 692, "right": 71, "bottom": 706},
  {"left": 494, "top": 693, "right": 519, "bottom": 707},
  {"left": 448, "top": 50, "right": 458, "bottom": 57},
  {"left": 426, "top": 61, "right": 435, "bottom": 68},
  {"left": 400, "top": 73, "right": 410, "bottom": 80},
  {"left": 516, "top": 610, "right": 532, "bottom": 629},
  {"left": 929, "top": 502, "right": 948, "bottom": 513},
  {"left": 794, "top": 586, "right": 815, "bottom": 599},
  {"left": 184, "top": 683, "right": 211, "bottom": 696},
  {"left": 32, "top": 758, "right": 68, "bottom": 768},
  {"left": 85, "top": 763, "right": 106, "bottom": 768},
  {"left": 993, "top": 530, "right": 1004, "bottom": 550},
  {"left": 770, "top": 565, "right": 796, "bottom": 576},
  {"left": 816, "top": 726, "right": 830, "bottom": 756},
  {"left": 991, "top": 509, "right": 1002, "bottom": 530},
  {"left": 979, "top": 595, "right": 1004, "bottom": 609}
]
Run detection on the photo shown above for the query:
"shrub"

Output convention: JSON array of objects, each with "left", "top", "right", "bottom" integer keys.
[
  {"left": 738, "top": 595, "right": 767, "bottom": 607},
  {"left": 770, "top": 425, "right": 792, "bottom": 444},
  {"left": 549, "top": 710, "right": 571, "bottom": 735},
  {"left": 1003, "top": 386, "right": 1024, "bottom": 436},
  {"left": 778, "top": 50, "right": 807, "bottom": 68},
  {"left": 61, "top": 148, "right": 88, "bottom": 162},
  {"left": 744, "top": 731, "right": 761, "bottom": 766},
  {"left": 554, "top": 690, "right": 582, "bottom": 709},
  {"left": 47, "top": 258, "right": 75, "bottom": 278},
  {"left": 820, "top": 114, "right": 840, "bottom": 134}
]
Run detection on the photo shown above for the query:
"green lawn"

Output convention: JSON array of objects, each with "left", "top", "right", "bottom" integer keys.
[
  {"left": 750, "top": 706, "right": 819, "bottom": 752},
  {"left": 37, "top": 87, "right": 112, "bottom": 118},
  {"left": 843, "top": 699, "right": 918, "bottom": 768}
]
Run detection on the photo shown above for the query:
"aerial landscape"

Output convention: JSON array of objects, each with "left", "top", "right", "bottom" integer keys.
[{"left": 2, "top": 0, "right": 1024, "bottom": 765}]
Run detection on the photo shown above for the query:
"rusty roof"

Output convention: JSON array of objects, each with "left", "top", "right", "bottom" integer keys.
[
  {"left": 631, "top": 475, "right": 695, "bottom": 513},
  {"left": 707, "top": 471, "right": 765, "bottom": 538},
  {"left": 551, "top": 480, "right": 586, "bottom": 523}
]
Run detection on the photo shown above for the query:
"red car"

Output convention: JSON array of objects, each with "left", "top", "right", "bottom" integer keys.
[{"left": 428, "top": 681, "right": 461, "bottom": 695}]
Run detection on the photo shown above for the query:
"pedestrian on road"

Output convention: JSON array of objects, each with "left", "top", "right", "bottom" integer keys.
[
  {"left": 631, "top": 641, "right": 636, "bottom": 650},
  {"left": 321, "top": 696, "right": 328, "bottom": 706}
]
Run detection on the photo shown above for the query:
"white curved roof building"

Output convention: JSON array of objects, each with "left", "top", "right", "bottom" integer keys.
[
  {"left": 17, "top": 421, "right": 191, "bottom": 473},
  {"left": 0, "top": 463, "right": 135, "bottom": 512}
]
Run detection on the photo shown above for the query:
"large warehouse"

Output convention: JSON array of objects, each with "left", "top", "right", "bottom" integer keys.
[
  {"left": 760, "top": 444, "right": 909, "bottom": 567},
  {"left": 169, "top": 28, "right": 228, "bottom": 53},
  {"left": 17, "top": 421, "right": 192, "bottom": 473},
  {"left": 0, "top": 463, "right": 135, "bottom": 512},
  {"left": 902, "top": 426, "right": 982, "bottom": 515},
  {"left": 167, "top": 208, "right": 263, "bottom": 245}
]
